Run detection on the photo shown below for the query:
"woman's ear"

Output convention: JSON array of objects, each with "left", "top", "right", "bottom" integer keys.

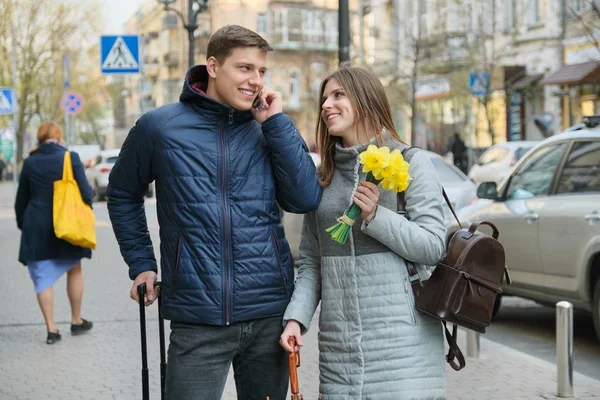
[{"left": 206, "top": 56, "right": 218, "bottom": 78}]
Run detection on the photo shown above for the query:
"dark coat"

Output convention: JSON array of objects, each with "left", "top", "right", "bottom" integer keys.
[
  {"left": 107, "top": 65, "right": 322, "bottom": 325},
  {"left": 15, "top": 143, "right": 93, "bottom": 265}
]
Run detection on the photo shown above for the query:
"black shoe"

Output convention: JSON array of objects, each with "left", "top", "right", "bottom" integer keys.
[
  {"left": 46, "top": 331, "right": 62, "bottom": 344},
  {"left": 71, "top": 318, "right": 93, "bottom": 335}
]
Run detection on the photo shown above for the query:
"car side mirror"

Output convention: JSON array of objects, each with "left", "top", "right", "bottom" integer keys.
[{"left": 477, "top": 182, "right": 498, "bottom": 200}]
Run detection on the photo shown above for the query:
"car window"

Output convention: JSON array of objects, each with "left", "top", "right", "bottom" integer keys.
[
  {"left": 106, "top": 156, "right": 119, "bottom": 164},
  {"left": 556, "top": 140, "right": 600, "bottom": 194},
  {"left": 431, "top": 158, "right": 465, "bottom": 184},
  {"left": 479, "top": 147, "right": 509, "bottom": 165},
  {"left": 506, "top": 143, "right": 567, "bottom": 200},
  {"left": 515, "top": 146, "right": 533, "bottom": 161}
]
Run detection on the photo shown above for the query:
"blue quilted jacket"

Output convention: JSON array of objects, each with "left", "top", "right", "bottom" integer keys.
[{"left": 107, "top": 65, "right": 322, "bottom": 325}]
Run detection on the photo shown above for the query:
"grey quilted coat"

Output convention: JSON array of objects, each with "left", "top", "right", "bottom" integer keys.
[{"left": 283, "top": 139, "right": 447, "bottom": 399}]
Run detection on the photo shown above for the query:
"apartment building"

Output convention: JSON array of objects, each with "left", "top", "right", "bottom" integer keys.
[
  {"left": 542, "top": 0, "right": 600, "bottom": 128},
  {"left": 361, "top": 0, "right": 576, "bottom": 150},
  {"left": 119, "top": 0, "right": 348, "bottom": 146}
]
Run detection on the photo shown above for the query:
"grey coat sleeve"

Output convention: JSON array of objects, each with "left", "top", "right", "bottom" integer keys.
[
  {"left": 361, "top": 151, "right": 446, "bottom": 266},
  {"left": 282, "top": 211, "right": 321, "bottom": 334}
]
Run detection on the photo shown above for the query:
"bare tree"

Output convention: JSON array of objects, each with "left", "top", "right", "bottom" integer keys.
[
  {"left": 568, "top": 0, "right": 600, "bottom": 56},
  {"left": 0, "top": 0, "right": 107, "bottom": 164}
]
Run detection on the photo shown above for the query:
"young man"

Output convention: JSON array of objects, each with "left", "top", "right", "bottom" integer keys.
[{"left": 107, "top": 25, "right": 322, "bottom": 400}]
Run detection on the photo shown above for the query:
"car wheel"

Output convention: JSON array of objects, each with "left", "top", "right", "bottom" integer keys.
[
  {"left": 492, "top": 294, "right": 502, "bottom": 319},
  {"left": 593, "top": 278, "right": 600, "bottom": 343}
]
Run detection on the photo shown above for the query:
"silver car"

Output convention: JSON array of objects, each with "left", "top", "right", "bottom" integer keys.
[{"left": 451, "top": 129, "right": 600, "bottom": 341}]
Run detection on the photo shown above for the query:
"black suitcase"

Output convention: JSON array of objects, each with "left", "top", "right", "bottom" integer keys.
[{"left": 137, "top": 282, "right": 167, "bottom": 400}]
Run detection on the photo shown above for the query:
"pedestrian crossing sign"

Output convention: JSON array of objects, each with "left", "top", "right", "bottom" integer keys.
[
  {"left": 100, "top": 35, "right": 140, "bottom": 74},
  {"left": 0, "top": 88, "right": 14, "bottom": 115}
]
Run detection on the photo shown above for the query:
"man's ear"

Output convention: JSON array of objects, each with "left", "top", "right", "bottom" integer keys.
[{"left": 206, "top": 56, "right": 219, "bottom": 78}]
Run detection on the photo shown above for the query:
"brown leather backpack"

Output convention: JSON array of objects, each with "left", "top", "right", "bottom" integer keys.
[{"left": 398, "top": 147, "right": 511, "bottom": 371}]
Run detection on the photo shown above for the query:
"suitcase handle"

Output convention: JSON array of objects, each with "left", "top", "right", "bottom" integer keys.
[{"left": 137, "top": 282, "right": 166, "bottom": 400}]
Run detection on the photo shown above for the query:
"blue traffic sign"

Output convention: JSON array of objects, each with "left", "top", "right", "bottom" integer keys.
[
  {"left": 100, "top": 35, "right": 140, "bottom": 74},
  {"left": 0, "top": 87, "right": 15, "bottom": 114},
  {"left": 469, "top": 72, "right": 490, "bottom": 96},
  {"left": 60, "top": 90, "right": 84, "bottom": 115}
]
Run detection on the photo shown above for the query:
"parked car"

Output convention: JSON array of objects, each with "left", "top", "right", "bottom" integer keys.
[
  {"left": 468, "top": 141, "right": 539, "bottom": 185},
  {"left": 85, "top": 149, "right": 154, "bottom": 201},
  {"left": 449, "top": 129, "right": 600, "bottom": 341},
  {"left": 423, "top": 151, "right": 478, "bottom": 224}
]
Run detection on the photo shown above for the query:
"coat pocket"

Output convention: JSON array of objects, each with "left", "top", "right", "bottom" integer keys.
[
  {"left": 270, "top": 228, "right": 288, "bottom": 290},
  {"left": 403, "top": 276, "right": 418, "bottom": 324},
  {"left": 172, "top": 233, "right": 182, "bottom": 290}
]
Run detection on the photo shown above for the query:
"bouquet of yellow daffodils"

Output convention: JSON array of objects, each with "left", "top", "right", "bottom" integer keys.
[{"left": 326, "top": 145, "right": 412, "bottom": 244}]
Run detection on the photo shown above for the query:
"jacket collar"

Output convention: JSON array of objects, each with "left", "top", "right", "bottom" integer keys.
[{"left": 180, "top": 65, "right": 254, "bottom": 124}]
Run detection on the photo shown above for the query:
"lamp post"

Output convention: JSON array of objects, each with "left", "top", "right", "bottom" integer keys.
[
  {"left": 338, "top": 0, "right": 350, "bottom": 64},
  {"left": 157, "top": 0, "right": 209, "bottom": 69}
]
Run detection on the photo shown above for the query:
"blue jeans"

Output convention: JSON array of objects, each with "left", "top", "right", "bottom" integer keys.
[{"left": 165, "top": 316, "right": 289, "bottom": 400}]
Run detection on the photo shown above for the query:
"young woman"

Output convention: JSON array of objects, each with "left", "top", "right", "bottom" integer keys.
[
  {"left": 280, "top": 67, "right": 447, "bottom": 399},
  {"left": 15, "top": 122, "right": 94, "bottom": 344}
]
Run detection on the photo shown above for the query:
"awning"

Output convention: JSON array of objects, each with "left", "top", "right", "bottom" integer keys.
[
  {"left": 540, "top": 61, "right": 600, "bottom": 85},
  {"left": 509, "top": 74, "right": 543, "bottom": 90}
]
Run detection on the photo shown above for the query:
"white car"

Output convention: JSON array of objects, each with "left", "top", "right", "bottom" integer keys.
[
  {"left": 85, "top": 149, "right": 120, "bottom": 201},
  {"left": 451, "top": 129, "right": 600, "bottom": 340},
  {"left": 468, "top": 141, "right": 539, "bottom": 185},
  {"left": 424, "top": 150, "right": 478, "bottom": 213},
  {"left": 85, "top": 149, "right": 155, "bottom": 201}
]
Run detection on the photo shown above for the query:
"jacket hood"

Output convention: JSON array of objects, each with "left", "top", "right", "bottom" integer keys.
[{"left": 180, "top": 65, "right": 254, "bottom": 122}]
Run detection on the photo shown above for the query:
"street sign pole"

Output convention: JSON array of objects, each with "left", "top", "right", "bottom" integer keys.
[
  {"left": 63, "top": 55, "right": 71, "bottom": 146},
  {"left": 11, "top": 19, "right": 19, "bottom": 191}
]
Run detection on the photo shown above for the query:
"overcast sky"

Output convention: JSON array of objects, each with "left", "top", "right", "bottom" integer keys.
[{"left": 100, "top": 0, "right": 146, "bottom": 34}]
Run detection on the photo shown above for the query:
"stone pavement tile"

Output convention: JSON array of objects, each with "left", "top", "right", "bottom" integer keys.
[{"left": 447, "top": 329, "right": 600, "bottom": 399}]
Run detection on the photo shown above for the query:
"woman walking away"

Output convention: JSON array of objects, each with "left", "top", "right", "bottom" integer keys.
[
  {"left": 15, "top": 122, "right": 94, "bottom": 344},
  {"left": 280, "top": 67, "right": 447, "bottom": 399}
]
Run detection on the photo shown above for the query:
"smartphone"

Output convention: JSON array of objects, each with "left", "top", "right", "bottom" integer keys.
[{"left": 252, "top": 94, "right": 264, "bottom": 110}]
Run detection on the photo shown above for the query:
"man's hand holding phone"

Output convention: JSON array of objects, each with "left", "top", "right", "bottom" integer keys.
[{"left": 251, "top": 86, "right": 283, "bottom": 124}]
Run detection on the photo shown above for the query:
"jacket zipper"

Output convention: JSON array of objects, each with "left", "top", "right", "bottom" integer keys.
[
  {"left": 172, "top": 233, "right": 181, "bottom": 290},
  {"left": 270, "top": 228, "right": 288, "bottom": 290},
  {"left": 221, "top": 110, "right": 234, "bottom": 325},
  {"left": 404, "top": 276, "right": 417, "bottom": 324}
]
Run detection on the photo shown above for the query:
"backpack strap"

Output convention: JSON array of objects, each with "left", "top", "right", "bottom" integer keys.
[
  {"left": 398, "top": 146, "right": 467, "bottom": 372},
  {"left": 443, "top": 322, "right": 466, "bottom": 371}
]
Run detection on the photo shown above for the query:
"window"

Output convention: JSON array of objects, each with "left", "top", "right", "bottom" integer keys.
[
  {"left": 106, "top": 156, "right": 119, "bottom": 164},
  {"left": 505, "top": 0, "right": 517, "bottom": 31},
  {"left": 528, "top": 0, "right": 543, "bottom": 26},
  {"left": 557, "top": 140, "right": 600, "bottom": 194},
  {"left": 506, "top": 143, "right": 567, "bottom": 199},
  {"left": 257, "top": 13, "right": 267, "bottom": 36},
  {"left": 479, "top": 147, "right": 509, "bottom": 165},
  {"left": 515, "top": 146, "right": 534, "bottom": 161},
  {"left": 289, "top": 69, "right": 300, "bottom": 108},
  {"left": 270, "top": 7, "right": 337, "bottom": 47}
]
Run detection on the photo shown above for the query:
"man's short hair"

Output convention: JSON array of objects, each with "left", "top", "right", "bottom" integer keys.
[{"left": 207, "top": 25, "right": 272, "bottom": 64}]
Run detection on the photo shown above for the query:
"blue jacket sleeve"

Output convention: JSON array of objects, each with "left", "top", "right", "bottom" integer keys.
[
  {"left": 261, "top": 113, "right": 322, "bottom": 213},
  {"left": 14, "top": 162, "right": 30, "bottom": 230},
  {"left": 107, "top": 114, "right": 158, "bottom": 280},
  {"left": 71, "top": 151, "right": 93, "bottom": 206}
]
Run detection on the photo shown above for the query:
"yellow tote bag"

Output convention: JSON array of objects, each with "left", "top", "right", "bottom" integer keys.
[{"left": 53, "top": 151, "right": 97, "bottom": 249}]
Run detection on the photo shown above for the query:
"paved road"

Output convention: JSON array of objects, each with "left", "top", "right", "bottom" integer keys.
[{"left": 1, "top": 184, "right": 600, "bottom": 399}]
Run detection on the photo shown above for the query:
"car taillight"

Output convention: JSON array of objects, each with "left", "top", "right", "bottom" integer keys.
[{"left": 100, "top": 167, "right": 111, "bottom": 173}]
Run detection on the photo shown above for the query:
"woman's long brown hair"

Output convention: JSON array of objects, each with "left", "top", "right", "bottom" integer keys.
[{"left": 316, "top": 66, "right": 404, "bottom": 187}]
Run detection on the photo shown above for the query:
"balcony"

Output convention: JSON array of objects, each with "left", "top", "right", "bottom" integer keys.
[
  {"left": 163, "top": 52, "right": 179, "bottom": 68},
  {"left": 144, "top": 56, "right": 160, "bottom": 78}
]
